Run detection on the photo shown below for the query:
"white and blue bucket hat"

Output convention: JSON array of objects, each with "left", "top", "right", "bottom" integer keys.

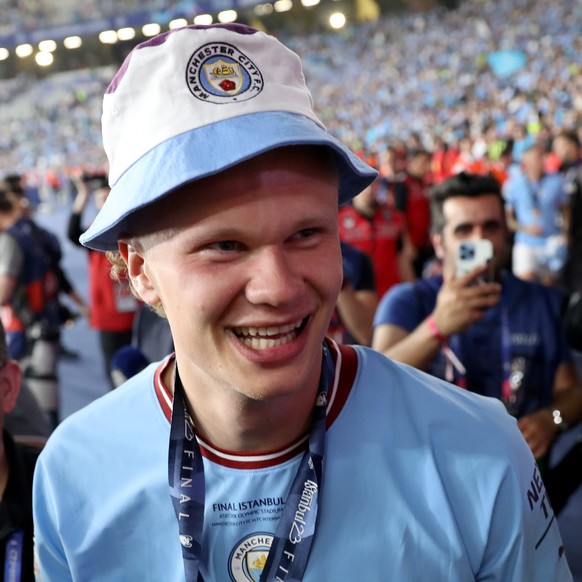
[{"left": 81, "top": 23, "right": 377, "bottom": 251}]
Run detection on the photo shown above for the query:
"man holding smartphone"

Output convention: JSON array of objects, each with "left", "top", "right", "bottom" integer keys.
[{"left": 373, "top": 172, "right": 582, "bottom": 462}]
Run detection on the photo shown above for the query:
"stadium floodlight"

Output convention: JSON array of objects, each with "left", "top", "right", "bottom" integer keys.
[
  {"left": 274, "top": 0, "right": 293, "bottom": 12},
  {"left": 38, "top": 40, "right": 57, "bottom": 53},
  {"left": 254, "top": 3, "right": 274, "bottom": 15},
  {"left": 329, "top": 11, "right": 346, "bottom": 28},
  {"left": 64, "top": 36, "right": 83, "bottom": 49},
  {"left": 142, "top": 23, "right": 161, "bottom": 37},
  {"left": 218, "top": 10, "right": 237, "bottom": 23},
  {"left": 99, "top": 30, "right": 118, "bottom": 44},
  {"left": 15, "top": 44, "right": 34, "bottom": 58},
  {"left": 0, "top": 48, "right": 8, "bottom": 61},
  {"left": 117, "top": 27, "right": 136, "bottom": 41},
  {"left": 35, "top": 51, "right": 54, "bottom": 67},
  {"left": 169, "top": 18, "right": 188, "bottom": 29},
  {"left": 193, "top": 14, "right": 213, "bottom": 25}
]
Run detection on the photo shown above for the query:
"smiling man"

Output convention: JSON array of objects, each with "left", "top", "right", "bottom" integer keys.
[{"left": 33, "top": 25, "right": 572, "bottom": 581}]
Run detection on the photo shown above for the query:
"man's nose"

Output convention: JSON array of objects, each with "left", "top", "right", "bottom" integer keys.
[{"left": 245, "top": 247, "right": 302, "bottom": 306}]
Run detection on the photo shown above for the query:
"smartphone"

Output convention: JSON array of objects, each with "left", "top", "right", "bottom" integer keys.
[{"left": 456, "top": 239, "right": 493, "bottom": 281}]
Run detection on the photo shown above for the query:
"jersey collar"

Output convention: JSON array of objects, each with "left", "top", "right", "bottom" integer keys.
[{"left": 153, "top": 340, "right": 358, "bottom": 468}]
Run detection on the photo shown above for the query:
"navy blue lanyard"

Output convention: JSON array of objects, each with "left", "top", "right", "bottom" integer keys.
[
  {"left": 500, "top": 308, "right": 513, "bottom": 403},
  {"left": 4, "top": 529, "right": 23, "bottom": 582},
  {"left": 168, "top": 343, "right": 335, "bottom": 582}
]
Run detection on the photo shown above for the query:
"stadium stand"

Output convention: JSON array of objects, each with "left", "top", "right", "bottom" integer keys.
[{"left": 0, "top": 0, "right": 580, "bottom": 184}]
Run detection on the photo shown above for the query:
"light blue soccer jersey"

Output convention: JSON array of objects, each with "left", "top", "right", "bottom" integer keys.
[
  {"left": 33, "top": 343, "right": 572, "bottom": 581},
  {"left": 503, "top": 171, "right": 567, "bottom": 247}
]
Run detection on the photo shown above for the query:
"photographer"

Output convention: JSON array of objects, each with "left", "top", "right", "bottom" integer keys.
[
  {"left": 0, "top": 186, "right": 63, "bottom": 428},
  {"left": 67, "top": 172, "right": 139, "bottom": 387},
  {"left": 372, "top": 172, "right": 582, "bottom": 464}
]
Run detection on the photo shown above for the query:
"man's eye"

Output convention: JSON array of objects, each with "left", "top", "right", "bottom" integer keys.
[
  {"left": 295, "top": 228, "right": 317, "bottom": 239},
  {"left": 210, "top": 240, "right": 240, "bottom": 252},
  {"left": 483, "top": 221, "right": 501, "bottom": 235}
]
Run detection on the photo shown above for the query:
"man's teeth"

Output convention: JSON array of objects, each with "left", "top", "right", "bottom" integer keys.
[
  {"left": 243, "top": 336, "right": 293, "bottom": 349},
  {"left": 244, "top": 323, "right": 298, "bottom": 337},
  {"left": 234, "top": 321, "right": 303, "bottom": 349}
]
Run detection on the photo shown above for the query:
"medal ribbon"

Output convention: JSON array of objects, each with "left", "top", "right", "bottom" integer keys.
[{"left": 168, "top": 343, "right": 335, "bottom": 582}]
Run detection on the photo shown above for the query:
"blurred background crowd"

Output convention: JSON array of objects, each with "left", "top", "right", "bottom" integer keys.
[{"left": 0, "top": 0, "right": 581, "bottom": 187}]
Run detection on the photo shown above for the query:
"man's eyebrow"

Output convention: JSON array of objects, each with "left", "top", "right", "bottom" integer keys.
[
  {"left": 451, "top": 221, "right": 473, "bottom": 232},
  {"left": 182, "top": 213, "right": 334, "bottom": 239},
  {"left": 451, "top": 218, "right": 501, "bottom": 232},
  {"left": 292, "top": 213, "right": 336, "bottom": 228}
]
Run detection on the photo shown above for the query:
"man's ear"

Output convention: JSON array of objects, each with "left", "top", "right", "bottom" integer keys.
[
  {"left": 0, "top": 361, "right": 22, "bottom": 414},
  {"left": 118, "top": 241, "right": 162, "bottom": 308},
  {"left": 431, "top": 231, "right": 445, "bottom": 261}
]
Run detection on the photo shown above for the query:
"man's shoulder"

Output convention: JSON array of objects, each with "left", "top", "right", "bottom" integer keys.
[
  {"left": 353, "top": 347, "right": 517, "bottom": 443},
  {"left": 504, "top": 170, "right": 527, "bottom": 189},
  {"left": 375, "top": 276, "right": 440, "bottom": 326},
  {"left": 31, "top": 222, "right": 62, "bottom": 257},
  {"left": 542, "top": 171, "right": 565, "bottom": 188},
  {"left": 0, "top": 229, "right": 19, "bottom": 249},
  {"left": 504, "top": 272, "right": 566, "bottom": 310},
  {"left": 385, "top": 274, "right": 441, "bottom": 299},
  {"left": 0, "top": 231, "right": 23, "bottom": 272},
  {"left": 355, "top": 348, "right": 500, "bottom": 410},
  {"left": 40, "top": 363, "right": 164, "bottom": 464}
]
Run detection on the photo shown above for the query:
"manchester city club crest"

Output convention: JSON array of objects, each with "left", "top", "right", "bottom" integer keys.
[
  {"left": 229, "top": 533, "right": 274, "bottom": 582},
  {"left": 186, "top": 42, "right": 264, "bottom": 104},
  {"left": 204, "top": 59, "right": 243, "bottom": 95}
]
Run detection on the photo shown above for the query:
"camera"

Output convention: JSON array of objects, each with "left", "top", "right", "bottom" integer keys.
[{"left": 82, "top": 172, "right": 108, "bottom": 188}]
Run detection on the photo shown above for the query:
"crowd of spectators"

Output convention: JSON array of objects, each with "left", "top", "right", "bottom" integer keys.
[
  {"left": 0, "top": 67, "right": 113, "bottom": 190},
  {"left": 0, "top": 0, "right": 581, "bottom": 188},
  {"left": 0, "top": 0, "right": 189, "bottom": 31},
  {"left": 296, "top": 0, "right": 582, "bottom": 157}
]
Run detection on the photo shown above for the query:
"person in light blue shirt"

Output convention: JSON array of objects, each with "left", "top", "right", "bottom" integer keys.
[{"left": 504, "top": 144, "right": 568, "bottom": 285}]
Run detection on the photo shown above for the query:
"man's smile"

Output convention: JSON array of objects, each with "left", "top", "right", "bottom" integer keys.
[{"left": 230, "top": 317, "right": 310, "bottom": 350}]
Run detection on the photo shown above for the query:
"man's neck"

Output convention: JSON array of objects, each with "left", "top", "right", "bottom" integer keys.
[{"left": 162, "top": 364, "right": 319, "bottom": 453}]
